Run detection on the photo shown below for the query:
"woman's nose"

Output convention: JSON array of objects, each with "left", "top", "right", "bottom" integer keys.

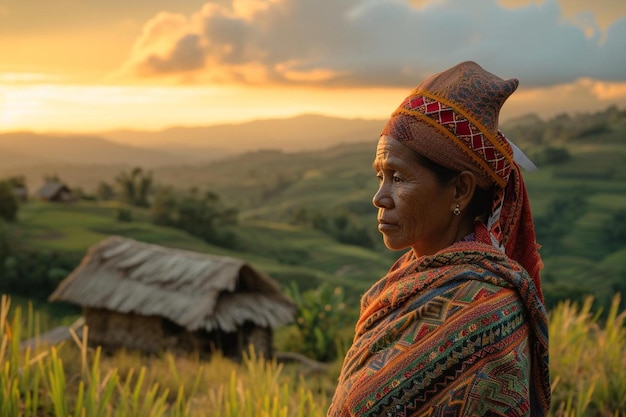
[{"left": 372, "top": 182, "right": 391, "bottom": 209}]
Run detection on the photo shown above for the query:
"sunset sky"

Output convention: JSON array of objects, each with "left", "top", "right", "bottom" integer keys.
[{"left": 1, "top": 0, "right": 625, "bottom": 133}]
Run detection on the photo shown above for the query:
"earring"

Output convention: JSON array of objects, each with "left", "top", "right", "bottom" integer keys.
[{"left": 453, "top": 204, "right": 461, "bottom": 216}]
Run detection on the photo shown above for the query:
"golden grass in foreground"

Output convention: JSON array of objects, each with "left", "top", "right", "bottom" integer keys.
[
  {"left": 1, "top": 295, "right": 328, "bottom": 417},
  {"left": 1, "top": 294, "right": 625, "bottom": 416},
  {"left": 548, "top": 294, "right": 626, "bottom": 416}
]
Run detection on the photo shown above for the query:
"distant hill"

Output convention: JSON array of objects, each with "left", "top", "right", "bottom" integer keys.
[
  {"left": 100, "top": 114, "right": 387, "bottom": 154},
  {"left": 0, "top": 115, "right": 387, "bottom": 171},
  {"left": 0, "top": 132, "right": 198, "bottom": 168}
]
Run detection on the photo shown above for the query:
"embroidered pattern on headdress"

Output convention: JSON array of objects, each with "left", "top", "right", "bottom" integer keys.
[{"left": 393, "top": 93, "right": 513, "bottom": 188}]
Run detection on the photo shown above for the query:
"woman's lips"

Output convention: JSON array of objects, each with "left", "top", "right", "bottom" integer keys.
[{"left": 378, "top": 220, "right": 397, "bottom": 231}]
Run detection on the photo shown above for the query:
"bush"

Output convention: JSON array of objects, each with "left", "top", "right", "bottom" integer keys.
[
  {"left": 290, "top": 208, "right": 375, "bottom": 249},
  {"left": 154, "top": 189, "right": 239, "bottom": 248},
  {"left": 531, "top": 146, "right": 571, "bottom": 165},
  {"left": 602, "top": 210, "right": 626, "bottom": 251},
  {"left": 0, "top": 250, "right": 81, "bottom": 300},
  {"left": 282, "top": 284, "right": 352, "bottom": 362},
  {"left": 116, "top": 207, "right": 133, "bottom": 222},
  {"left": 0, "top": 181, "right": 18, "bottom": 222}
]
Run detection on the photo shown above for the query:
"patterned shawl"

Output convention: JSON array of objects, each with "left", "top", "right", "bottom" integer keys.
[{"left": 327, "top": 241, "right": 550, "bottom": 416}]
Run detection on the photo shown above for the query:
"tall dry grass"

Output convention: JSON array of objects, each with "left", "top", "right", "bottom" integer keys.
[
  {"left": 549, "top": 294, "right": 626, "bottom": 416},
  {"left": 1, "top": 295, "right": 327, "bottom": 417},
  {"left": 2, "top": 293, "right": 625, "bottom": 416}
]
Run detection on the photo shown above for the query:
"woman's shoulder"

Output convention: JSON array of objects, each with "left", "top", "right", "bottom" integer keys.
[
  {"left": 451, "top": 278, "right": 521, "bottom": 303},
  {"left": 435, "top": 277, "right": 525, "bottom": 320}
]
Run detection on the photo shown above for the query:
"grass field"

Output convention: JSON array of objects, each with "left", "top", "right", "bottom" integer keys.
[{"left": 2, "top": 294, "right": 624, "bottom": 416}]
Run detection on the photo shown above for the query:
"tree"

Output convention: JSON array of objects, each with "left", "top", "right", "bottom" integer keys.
[
  {"left": 0, "top": 181, "right": 18, "bottom": 222},
  {"left": 6, "top": 175, "right": 26, "bottom": 188},
  {"left": 96, "top": 181, "right": 116, "bottom": 201},
  {"left": 534, "top": 195, "right": 587, "bottom": 255},
  {"left": 291, "top": 207, "right": 375, "bottom": 248},
  {"left": 0, "top": 219, "right": 13, "bottom": 259},
  {"left": 115, "top": 167, "right": 153, "bottom": 207},
  {"left": 532, "top": 146, "right": 571, "bottom": 165},
  {"left": 151, "top": 187, "right": 239, "bottom": 247},
  {"left": 603, "top": 210, "right": 626, "bottom": 251},
  {"left": 43, "top": 173, "right": 62, "bottom": 183},
  {"left": 175, "top": 189, "right": 238, "bottom": 246},
  {"left": 150, "top": 186, "right": 178, "bottom": 226}
]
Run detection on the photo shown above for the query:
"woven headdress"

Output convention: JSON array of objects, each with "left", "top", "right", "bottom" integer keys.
[{"left": 381, "top": 61, "right": 544, "bottom": 301}]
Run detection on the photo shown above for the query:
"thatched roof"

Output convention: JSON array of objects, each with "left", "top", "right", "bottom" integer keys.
[
  {"left": 37, "top": 181, "right": 72, "bottom": 200},
  {"left": 49, "top": 236, "right": 296, "bottom": 332}
]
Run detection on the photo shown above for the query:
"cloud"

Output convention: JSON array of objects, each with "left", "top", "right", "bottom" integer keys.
[
  {"left": 143, "top": 34, "right": 206, "bottom": 73},
  {"left": 116, "top": 0, "right": 626, "bottom": 88}
]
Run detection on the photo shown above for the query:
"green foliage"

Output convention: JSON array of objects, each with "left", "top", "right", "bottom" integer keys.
[
  {"left": 0, "top": 220, "right": 13, "bottom": 260},
  {"left": 282, "top": 284, "right": 352, "bottom": 362},
  {"left": 270, "top": 270, "right": 321, "bottom": 293},
  {"left": 43, "top": 173, "right": 63, "bottom": 183},
  {"left": 5, "top": 175, "right": 26, "bottom": 188},
  {"left": 602, "top": 209, "right": 626, "bottom": 251},
  {"left": 542, "top": 281, "right": 591, "bottom": 312},
  {"left": 116, "top": 207, "right": 133, "bottom": 222},
  {"left": 0, "top": 181, "right": 19, "bottom": 222},
  {"left": 96, "top": 181, "right": 116, "bottom": 201},
  {"left": 72, "top": 187, "right": 97, "bottom": 201},
  {"left": 115, "top": 167, "right": 153, "bottom": 207},
  {"left": 289, "top": 207, "right": 375, "bottom": 249},
  {"left": 151, "top": 186, "right": 178, "bottom": 226},
  {"left": 531, "top": 146, "right": 571, "bottom": 165},
  {"left": 534, "top": 195, "right": 588, "bottom": 256},
  {"left": 0, "top": 249, "right": 80, "bottom": 300},
  {"left": 165, "top": 188, "right": 239, "bottom": 248},
  {"left": 503, "top": 106, "right": 626, "bottom": 147},
  {"left": 150, "top": 186, "right": 238, "bottom": 247}
]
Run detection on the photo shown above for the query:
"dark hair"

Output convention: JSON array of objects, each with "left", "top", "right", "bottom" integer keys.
[
  {"left": 412, "top": 152, "right": 458, "bottom": 186},
  {"left": 411, "top": 151, "right": 495, "bottom": 223}
]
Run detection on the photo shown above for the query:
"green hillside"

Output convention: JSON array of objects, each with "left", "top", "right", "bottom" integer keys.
[
  {"left": 8, "top": 198, "right": 393, "bottom": 302},
  {"left": 1, "top": 106, "right": 626, "bottom": 314}
]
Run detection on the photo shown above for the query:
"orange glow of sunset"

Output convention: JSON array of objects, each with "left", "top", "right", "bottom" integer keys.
[{"left": 1, "top": 0, "right": 626, "bottom": 134}]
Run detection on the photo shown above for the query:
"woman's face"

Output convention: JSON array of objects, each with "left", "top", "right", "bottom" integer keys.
[{"left": 372, "top": 135, "right": 458, "bottom": 257}]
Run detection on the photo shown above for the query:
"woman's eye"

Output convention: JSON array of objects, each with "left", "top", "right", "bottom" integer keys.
[{"left": 393, "top": 175, "right": 403, "bottom": 183}]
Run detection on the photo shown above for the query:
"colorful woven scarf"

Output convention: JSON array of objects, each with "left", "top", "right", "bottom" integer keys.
[
  {"left": 380, "top": 61, "right": 544, "bottom": 301},
  {"left": 327, "top": 242, "right": 551, "bottom": 416}
]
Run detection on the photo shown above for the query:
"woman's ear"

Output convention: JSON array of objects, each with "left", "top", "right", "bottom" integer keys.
[{"left": 453, "top": 171, "right": 477, "bottom": 211}]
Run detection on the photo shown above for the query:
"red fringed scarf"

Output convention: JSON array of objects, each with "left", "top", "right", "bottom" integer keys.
[{"left": 475, "top": 162, "right": 544, "bottom": 301}]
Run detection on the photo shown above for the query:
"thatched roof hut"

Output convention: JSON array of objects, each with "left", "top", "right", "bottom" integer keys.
[
  {"left": 49, "top": 236, "right": 296, "bottom": 358},
  {"left": 37, "top": 181, "right": 74, "bottom": 202}
]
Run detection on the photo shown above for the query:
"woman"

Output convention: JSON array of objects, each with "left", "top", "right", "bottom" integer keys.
[{"left": 327, "top": 61, "right": 550, "bottom": 416}]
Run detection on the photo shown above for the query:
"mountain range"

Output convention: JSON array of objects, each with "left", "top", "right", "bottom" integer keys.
[{"left": 0, "top": 114, "right": 386, "bottom": 169}]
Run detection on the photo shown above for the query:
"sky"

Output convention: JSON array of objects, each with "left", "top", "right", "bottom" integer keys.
[{"left": 1, "top": 0, "right": 625, "bottom": 133}]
